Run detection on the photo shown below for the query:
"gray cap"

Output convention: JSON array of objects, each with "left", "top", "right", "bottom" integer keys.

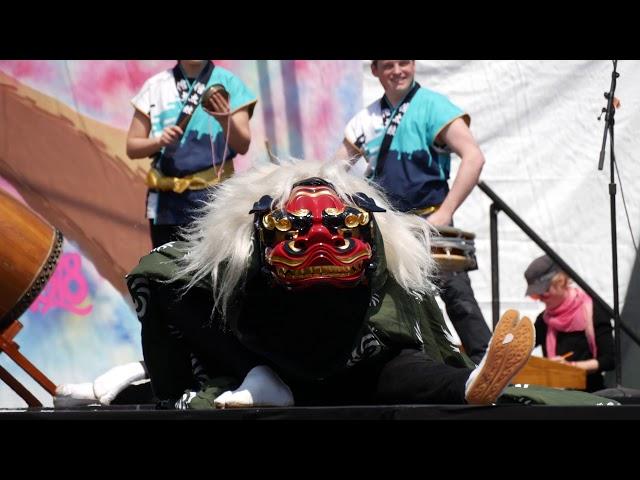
[{"left": 524, "top": 254, "right": 560, "bottom": 296}]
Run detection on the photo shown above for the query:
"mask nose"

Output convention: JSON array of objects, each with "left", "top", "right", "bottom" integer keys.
[{"left": 306, "top": 223, "right": 333, "bottom": 244}]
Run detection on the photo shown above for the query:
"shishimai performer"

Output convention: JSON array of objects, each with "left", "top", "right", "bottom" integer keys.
[{"left": 121, "top": 159, "right": 534, "bottom": 408}]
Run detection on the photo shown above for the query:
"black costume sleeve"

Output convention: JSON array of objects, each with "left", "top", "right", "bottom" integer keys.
[
  {"left": 593, "top": 302, "right": 615, "bottom": 372},
  {"left": 534, "top": 312, "right": 546, "bottom": 351}
]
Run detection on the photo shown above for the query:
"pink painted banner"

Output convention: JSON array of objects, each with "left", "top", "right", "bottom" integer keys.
[{"left": 29, "top": 253, "right": 93, "bottom": 316}]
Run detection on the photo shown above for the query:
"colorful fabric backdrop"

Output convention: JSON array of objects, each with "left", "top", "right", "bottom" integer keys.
[{"left": 0, "top": 60, "right": 362, "bottom": 407}]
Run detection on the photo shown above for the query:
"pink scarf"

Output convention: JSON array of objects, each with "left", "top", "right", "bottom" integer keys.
[{"left": 543, "top": 287, "right": 597, "bottom": 359}]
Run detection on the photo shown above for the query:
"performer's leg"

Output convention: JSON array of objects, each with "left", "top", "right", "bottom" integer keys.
[
  {"left": 439, "top": 270, "right": 491, "bottom": 364},
  {"left": 376, "top": 310, "right": 535, "bottom": 405},
  {"left": 139, "top": 282, "right": 196, "bottom": 402},
  {"left": 134, "top": 271, "right": 282, "bottom": 408},
  {"left": 284, "top": 356, "right": 390, "bottom": 407},
  {"left": 111, "top": 380, "right": 154, "bottom": 405},
  {"left": 149, "top": 220, "right": 181, "bottom": 248},
  {"left": 375, "top": 349, "right": 470, "bottom": 404},
  {"left": 161, "top": 285, "right": 263, "bottom": 381}
]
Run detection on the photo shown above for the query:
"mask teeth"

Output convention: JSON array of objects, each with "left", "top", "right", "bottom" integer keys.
[{"left": 277, "top": 263, "right": 363, "bottom": 278}]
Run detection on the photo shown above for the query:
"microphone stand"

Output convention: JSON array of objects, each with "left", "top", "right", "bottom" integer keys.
[{"left": 597, "top": 60, "right": 622, "bottom": 387}]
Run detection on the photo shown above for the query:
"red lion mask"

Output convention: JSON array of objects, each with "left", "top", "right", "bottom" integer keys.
[{"left": 253, "top": 178, "right": 377, "bottom": 290}]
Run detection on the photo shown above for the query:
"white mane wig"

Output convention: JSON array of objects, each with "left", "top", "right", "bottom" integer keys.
[{"left": 176, "top": 159, "right": 437, "bottom": 318}]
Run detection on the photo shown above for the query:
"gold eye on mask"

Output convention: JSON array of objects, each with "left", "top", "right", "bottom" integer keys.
[
  {"left": 345, "top": 213, "right": 359, "bottom": 228},
  {"left": 262, "top": 213, "right": 275, "bottom": 230},
  {"left": 324, "top": 207, "right": 343, "bottom": 216},
  {"left": 358, "top": 211, "right": 370, "bottom": 226},
  {"left": 290, "top": 208, "right": 309, "bottom": 217},
  {"left": 275, "top": 217, "right": 292, "bottom": 232}
]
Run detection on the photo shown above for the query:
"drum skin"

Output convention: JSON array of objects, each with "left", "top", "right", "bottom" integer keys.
[
  {"left": 201, "top": 84, "right": 229, "bottom": 107},
  {"left": 0, "top": 189, "right": 63, "bottom": 329},
  {"left": 431, "top": 226, "right": 477, "bottom": 272}
]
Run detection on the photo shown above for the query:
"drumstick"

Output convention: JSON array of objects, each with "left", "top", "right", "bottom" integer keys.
[
  {"left": 265, "top": 140, "right": 280, "bottom": 165},
  {"left": 560, "top": 351, "right": 574, "bottom": 360}
]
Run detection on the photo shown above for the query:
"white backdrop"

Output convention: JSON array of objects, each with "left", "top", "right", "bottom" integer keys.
[{"left": 362, "top": 60, "right": 640, "bottom": 366}]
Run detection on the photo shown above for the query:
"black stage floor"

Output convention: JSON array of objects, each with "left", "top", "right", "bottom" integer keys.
[{"left": 3, "top": 404, "right": 640, "bottom": 420}]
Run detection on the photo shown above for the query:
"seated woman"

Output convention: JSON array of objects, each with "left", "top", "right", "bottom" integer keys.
[{"left": 524, "top": 254, "right": 615, "bottom": 392}]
